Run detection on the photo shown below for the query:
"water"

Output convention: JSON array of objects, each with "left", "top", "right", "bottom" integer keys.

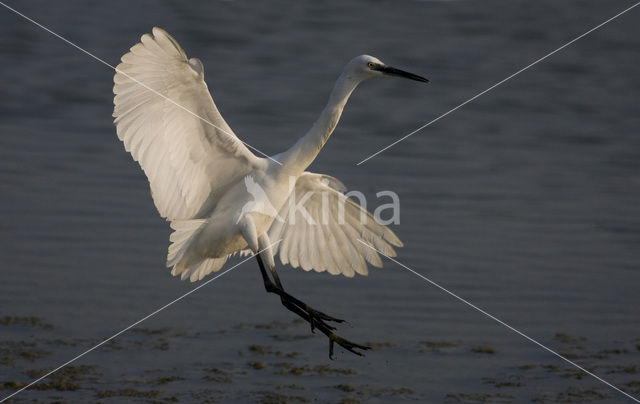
[{"left": 1, "top": 0, "right": 639, "bottom": 402}]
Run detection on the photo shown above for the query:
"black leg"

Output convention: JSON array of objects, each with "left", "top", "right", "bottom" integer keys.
[
  {"left": 255, "top": 255, "right": 371, "bottom": 358},
  {"left": 256, "top": 255, "right": 341, "bottom": 330},
  {"left": 257, "top": 258, "right": 344, "bottom": 325}
]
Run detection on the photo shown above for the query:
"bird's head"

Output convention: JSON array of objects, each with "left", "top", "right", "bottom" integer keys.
[{"left": 345, "top": 55, "right": 429, "bottom": 83}]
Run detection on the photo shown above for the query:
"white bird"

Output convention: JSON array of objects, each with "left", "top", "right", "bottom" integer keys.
[{"left": 113, "top": 27, "right": 428, "bottom": 356}]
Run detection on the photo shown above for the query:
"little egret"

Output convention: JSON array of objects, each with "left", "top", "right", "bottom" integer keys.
[{"left": 113, "top": 27, "right": 427, "bottom": 357}]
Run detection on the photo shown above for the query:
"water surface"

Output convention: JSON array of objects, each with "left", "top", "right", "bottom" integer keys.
[{"left": 1, "top": 0, "right": 639, "bottom": 402}]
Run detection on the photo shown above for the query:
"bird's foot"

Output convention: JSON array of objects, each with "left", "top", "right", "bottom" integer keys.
[
  {"left": 266, "top": 281, "right": 368, "bottom": 358},
  {"left": 304, "top": 305, "right": 345, "bottom": 333},
  {"left": 328, "top": 333, "right": 371, "bottom": 359}
]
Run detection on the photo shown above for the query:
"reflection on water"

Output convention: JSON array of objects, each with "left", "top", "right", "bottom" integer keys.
[{"left": 0, "top": 0, "right": 639, "bottom": 402}]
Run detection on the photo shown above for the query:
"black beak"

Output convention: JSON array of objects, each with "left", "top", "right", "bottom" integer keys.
[{"left": 377, "top": 65, "right": 429, "bottom": 83}]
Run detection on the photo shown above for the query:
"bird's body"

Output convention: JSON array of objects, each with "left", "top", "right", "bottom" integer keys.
[
  {"left": 113, "top": 27, "right": 427, "bottom": 356},
  {"left": 176, "top": 171, "right": 285, "bottom": 262}
]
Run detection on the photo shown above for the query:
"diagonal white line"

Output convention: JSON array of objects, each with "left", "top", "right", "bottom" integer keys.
[
  {"left": 356, "top": 239, "right": 640, "bottom": 403},
  {"left": 0, "top": 240, "right": 281, "bottom": 403},
  {"left": 357, "top": 1, "right": 640, "bottom": 165},
  {"left": 0, "top": 1, "right": 282, "bottom": 166}
]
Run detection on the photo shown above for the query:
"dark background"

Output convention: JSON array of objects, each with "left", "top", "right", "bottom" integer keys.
[{"left": 1, "top": 1, "right": 639, "bottom": 402}]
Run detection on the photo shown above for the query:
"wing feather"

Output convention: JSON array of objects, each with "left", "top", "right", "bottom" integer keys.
[
  {"left": 113, "top": 27, "right": 266, "bottom": 220},
  {"left": 268, "top": 172, "right": 403, "bottom": 277},
  {"left": 328, "top": 218, "right": 357, "bottom": 277},
  {"left": 307, "top": 202, "right": 322, "bottom": 271},
  {"left": 288, "top": 217, "right": 301, "bottom": 268}
]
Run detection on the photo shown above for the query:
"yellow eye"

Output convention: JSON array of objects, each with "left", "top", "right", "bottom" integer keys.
[{"left": 367, "top": 62, "right": 375, "bottom": 69}]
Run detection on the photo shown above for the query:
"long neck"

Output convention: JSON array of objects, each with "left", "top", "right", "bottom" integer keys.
[{"left": 280, "top": 72, "right": 362, "bottom": 173}]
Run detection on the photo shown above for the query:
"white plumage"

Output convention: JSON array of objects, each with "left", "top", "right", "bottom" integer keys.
[
  {"left": 113, "top": 28, "right": 263, "bottom": 221},
  {"left": 269, "top": 173, "right": 401, "bottom": 277},
  {"left": 113, "top": 27, "right": 422, "bottom": 282}
]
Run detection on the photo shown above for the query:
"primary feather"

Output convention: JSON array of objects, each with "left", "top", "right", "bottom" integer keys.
[
  {"left": 113, "top": 27, "right": 264, "bottom": 220},
  {"left": 269, "top": 173, "right": 403, "bottom": 277}
]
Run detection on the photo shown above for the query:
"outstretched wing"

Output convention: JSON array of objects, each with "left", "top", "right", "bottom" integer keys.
[
  {"left": 267, "top": 172, "right": 403, "bottom": 277},
  {"left": 113, "top": 27, "right": 266, "bottom": 220}
]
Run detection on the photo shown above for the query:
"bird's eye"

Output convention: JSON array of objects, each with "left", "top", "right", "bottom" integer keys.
[{"left": 367, "top": 62, "right": 375, "bottom": 69}]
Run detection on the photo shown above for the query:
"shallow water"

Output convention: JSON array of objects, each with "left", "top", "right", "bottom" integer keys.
[{"left": 1, "top": 0, "right": 639, "bottom": 402}]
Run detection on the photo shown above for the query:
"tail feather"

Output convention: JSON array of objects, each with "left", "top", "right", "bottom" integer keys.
[
  {"left": 185, "top": 257, "right": 228, "bottom": 282},
  {"left": 167, "top": 219, "right": 229, "bottom": 282},
  {"left": 167, "top": 219, "right": 206, "bottom": 267}
]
